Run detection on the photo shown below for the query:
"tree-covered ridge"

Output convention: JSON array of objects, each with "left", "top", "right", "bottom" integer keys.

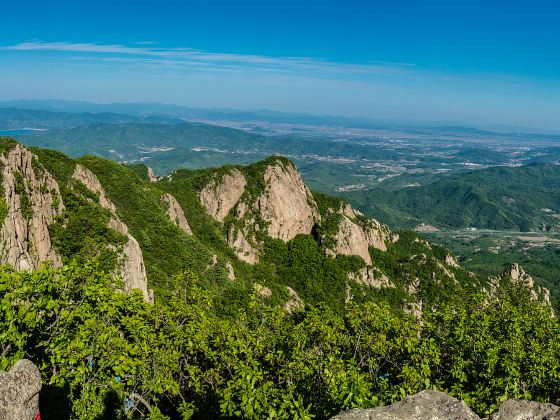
[
  {"left": 1, "top": 261, "right": 558, "bottom": 419},
  {"left": 0, "top": 138, "right": 501, "bottom": 315},
  {"left": 344, "top": 163, "right": 560, "bottom": 231},
  {"left": 0, "top": 137, "right": 558, "bottom": 418}
]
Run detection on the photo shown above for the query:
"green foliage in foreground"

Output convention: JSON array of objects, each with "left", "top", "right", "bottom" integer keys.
[{"left": 1, "top": 262, "right": 559, "bottom": 419}]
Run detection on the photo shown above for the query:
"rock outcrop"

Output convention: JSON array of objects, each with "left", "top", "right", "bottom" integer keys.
[
  {"left": 325, "top": 204, "right": 395, "bottom": 265},
  {"left": 225, "top": 261, "right": 236, "bottom": 280},
  {"left": 328, "top": 215, "right": 374, "bottom": 264},
  {"left": 348, "top": 266, "right": 394, "bottom": 289},
  {"left": 284, "top": 286, "right": 304, "bottom": 313},
  {"left": 72, "top": 164, "right": 152, "bottom": 302},
  {"left": 0, "top": 359, "right": 41, "bottom": 420},
  {"left": 227, "top": 223, "right": 259, "bottom": 264},
  {"left": 445, "top": 254, "right": 460, "bottom": 268},
  {"left": 331, "top": 391, "right": 560, "bottom": 420},
  {"left": 331, "top": 390, "right": 479, "bottom": 420},
  {"left": 147, "top": 166, "right": 158, "bottom": 182},
  {"left": 488, "top": 263, "right": 553, "bottom": 311},
  {"left": 199, "top": 169, "right": 246, "bottom": 222},
  {"left": 489, "top": 399, "right": 560, "bottom": 419},
  {"left": 0, "top": 145, "right": 64, "bottom": 270},
  {"left": 257, "top": 162, "right": 320, "bottom": 241},
  {"left": 161, "top": 193, "right": 192, "bottom": 235}
]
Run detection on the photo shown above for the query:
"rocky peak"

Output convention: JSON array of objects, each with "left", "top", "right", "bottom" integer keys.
[
  {"left": 161, "top": 193, "right": 192, "bottom": 235},
  {"left": 325, "top": 203, "right": 395, "bottom": 265},
  {"left": 72, "top": 164, "right": 152, "bottom": 303},
  {"left": 0, "top": 144, "right": 64, "bottom": 270},
  {"left": 198, "top": 159, "right": 320, "bottom": 263},
  {"left": 198, "top": 168, "right": 246, "bottom": 222},
  {"left": 257, "top": 161, "right": 320, "bottom": 241},
  {"left": 489, "top": 263, "right": 552, "bottom": 310}
]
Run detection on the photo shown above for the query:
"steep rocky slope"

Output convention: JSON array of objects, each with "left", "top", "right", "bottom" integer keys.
[
  {"left": 0, "top": 144, "right": 64, "bottom": 271},
  {"left": 161, "top": 193, "right": 192, "bottom": 235},
  {"left": 72, "top": 164, "right": 152, "bottom": 302},
  {"left": 1, "top": 137, "right": 546, "bottom": 316}
]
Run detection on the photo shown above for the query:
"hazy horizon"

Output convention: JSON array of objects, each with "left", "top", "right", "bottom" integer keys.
[{"left": 1, "top": 1, "right": 559, "bottom": 131}]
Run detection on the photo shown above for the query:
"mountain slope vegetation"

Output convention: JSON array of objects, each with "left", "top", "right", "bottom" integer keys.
[
  {"left": 344, "top": 163, "right": 560, "bottom": 231},
  {"left": 0, "top": 136, "right": 558, "bottom": 419}
]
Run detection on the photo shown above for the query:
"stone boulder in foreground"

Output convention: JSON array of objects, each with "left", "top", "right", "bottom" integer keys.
[
  {"left": 330, "top": 390, "right": 560, "bottom": 420},
  {"left": 330, "top": 390, "right": 479, "bottom": 420},
  {"left": 0, "top": 359, "right": 41, "bottom": 420}
]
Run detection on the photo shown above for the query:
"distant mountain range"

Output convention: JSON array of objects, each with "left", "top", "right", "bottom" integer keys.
[{"left": 2, "top": 99, "right": 559, "bottom": 135}]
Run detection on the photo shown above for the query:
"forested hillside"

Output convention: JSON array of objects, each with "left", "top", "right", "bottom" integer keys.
[
  {"left": 344, "top": 164, "right": 560, "bottom": 231},
  {"left": 0, "top": 136, "right": 558, "bottom": 419}
]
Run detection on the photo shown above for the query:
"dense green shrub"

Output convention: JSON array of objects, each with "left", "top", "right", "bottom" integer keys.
[{"left": 1, "top": 262, "right": 560, "bottom": 419}]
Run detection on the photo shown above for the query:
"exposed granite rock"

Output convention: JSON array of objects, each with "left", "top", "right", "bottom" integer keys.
[
  {"left": 330, "top": 390, "right": 480, "bottom": 420},
  {"left": 210, "top": 254, "right": 218, "bottom": 267},
  {"left": 330, "top": 391, "right": 560, "bottom": 420},
  {"left": 362, "top": 218, "right": 391, "bottom": 252},
  {"left": 445, "top": 254, "right": 460, "bottom": 268},
  {"left": 257, "top": 162, "right": 320, "bottom": 241},
  {"left": 325, "top": 203, "right": 394, "bottom": 265},
  {"left": 488, "top": 263, "right": 553, "bottom": 311},
  {"left": 161, "top": 193, "right": 192, "bottom": 235},
  {"left": 0, "top": 359, "right": 41, "bottom": 420},
  {"left": 147, "top": 167, "right": 158, "bottom": 182},
  {"left": 227, "top": 223, "right": 259, "bottom": 264},
  {"left": 225, "top": 261, "right": 236, "bottom": 280},
  {"left": 348, "top": 266, "right": 394, "bottom": 289},
  {"left": 328, "top": 215, "right": 373, "bottom": 264},
  {"left": 284, "top": 286, "right": 304, "bottom": 313},
  {"left": 254, "top": 283, "right": 272, "bottom": 298},
  {"left": 342, "top": 203, "right": 357, "bottom": 219},
  {"left": 72, "top": 164, "right": 152, "bottom": 303},
  {"left": 0, "top": 145, "right": 64, "bottom": 270},
  {"left": 489, "top": 399, "right": 560, "bottom": 420},
  {"left": 199, "top": 168, "right": 246, "bottom": 222}
]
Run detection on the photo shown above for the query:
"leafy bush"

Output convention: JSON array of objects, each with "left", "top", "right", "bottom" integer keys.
[{"left": 2, "top": 262, "right": 560, "bottom": 419}]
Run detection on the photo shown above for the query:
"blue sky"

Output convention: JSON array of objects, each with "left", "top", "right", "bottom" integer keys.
[{"left": 1, "top": 0, "right": 559, "bottom": 130}]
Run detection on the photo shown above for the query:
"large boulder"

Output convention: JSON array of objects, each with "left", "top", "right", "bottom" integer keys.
[
  {"left": 330, "top": 390, "right": 480, "bottom": 420},
  {"left": 489, "top": 399, "right": 560, "bottom": 420},
  {"left": 0, "top": 359, "right": 42, "bottom": 420}
]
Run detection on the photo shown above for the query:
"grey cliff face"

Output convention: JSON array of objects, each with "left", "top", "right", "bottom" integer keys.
[{"left": 0, "top": 145, "right": 64, "bottom": 270}]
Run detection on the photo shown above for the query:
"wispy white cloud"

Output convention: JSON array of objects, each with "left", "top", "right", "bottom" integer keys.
[
  {"left": 3, "top": 40, "right": 530, "bottom": 90},
  {"left": 6, "top": 40, "right": 415, "bottom": 77}
]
